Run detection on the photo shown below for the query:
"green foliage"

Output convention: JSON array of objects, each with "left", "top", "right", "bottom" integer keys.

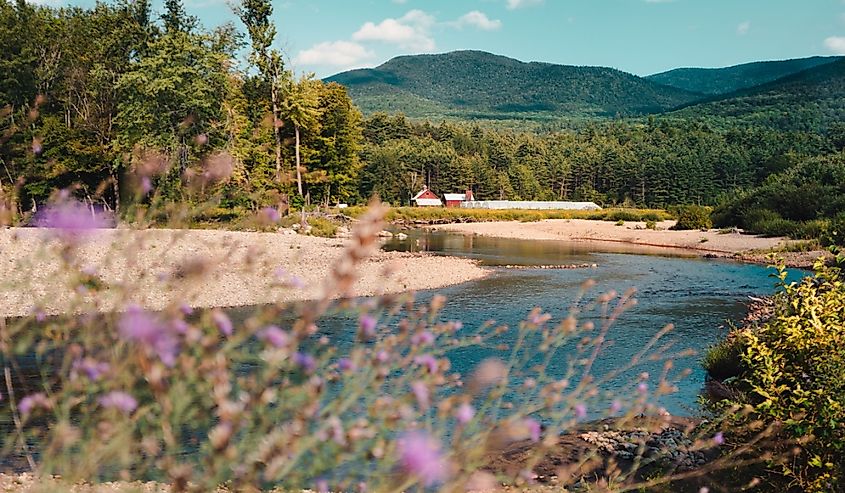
[
  {"left": 343, "top": 206, "right": 670, "bottom": 224},
  {"left": 673, "top": 59, "right": 845, "bottom": 132},
  {"left": 670, "top": 205, "right": 713, "bottom": 230},
  {"left": 327, "top": 50, "right": 702, "bottom": 120},
  {"left": 715, "top": 264, "right": 845, "bottom": 491},
  {"left": 702, "top": 336, "right": 745, "bottom": 381},
  {"left": 647, "top": 56, "right": 841, "bottom": 96},
  {"left": 306, "top": 216, "right": 338, "bottom": 237},
  {"left": 714, "top": 154, "right": 845, "bottom": 241},
  {"left": 821, "top": 212, "right": 845, "bottom": 247}
]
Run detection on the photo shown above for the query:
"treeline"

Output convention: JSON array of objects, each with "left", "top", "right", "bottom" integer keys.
[
  {"left": 1, "top": 0, "right": 843, "bottom": 223},
  {"left": 0, "top": 0, "right": 361, "bottom": 217},
  {"left": 360, "top": 114, "right": 834, "bottom": 208}
]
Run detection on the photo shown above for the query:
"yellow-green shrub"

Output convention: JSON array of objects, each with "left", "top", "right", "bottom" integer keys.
[{"left": 718, "top": 262, "right": 845, "bottom": 491}]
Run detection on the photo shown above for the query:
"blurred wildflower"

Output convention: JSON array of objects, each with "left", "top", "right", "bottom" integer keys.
[
  {"left": 574, "top": 403, "right": 587, "bottom": 420},
  {"left": 410, "top": 381, "right": 430, "bottom": 410},
  {"left": 410, "top": 331, "right": 435, "bottom": 346},
  {"left": 35, "top": 196, "right": 111, "bottom": 242},
  {"left": 118, "top": 305, "right": 179, "bottom": 367},
  {"left": 211, "top": 309, "right": 233, "bottom": 337},
  {"left": 524, "top": 418, "right": 541, "bottom": 442},
  {"left": 98, "top": 391, "right": 138, "bottom": 414},
  {"left": 72, "top": 358, "right": 110, "bottom": 381},
  {"left": 294, "top": 352, "right": 316, "bottom": 372},
  {"left": 19, "top": 393, "right": 51, "bottom": 416},
  {"left": 358, "top": 314, "right": 377, "bottom": 339},
  {"left": 397, "top": 431, "right": 449, "bottom": 486},
  {"left": 259, "top": 326, "right": 290, "bottom": 348},
  {"left": 413, "top": 354, "right": 438, "bottom": 374},
  {"left": 338, "top": 358, "right": 355, "bottom": 372},
  {"left": 713, "top": 432, "right": 724, "bottom": 446},
  {"left": 455, "top": 403, "right": 475, "bottom": 424}
]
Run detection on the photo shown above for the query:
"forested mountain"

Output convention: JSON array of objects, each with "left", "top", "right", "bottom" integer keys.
[
  {"left": 673, "top": 59, "right": 845, "bottom": 131},
  {"left": 647, "top": 56, "right": 841, "bottom": 95},
  {"left": 326, "top": 51, "right": 703, "bottom": 119}
]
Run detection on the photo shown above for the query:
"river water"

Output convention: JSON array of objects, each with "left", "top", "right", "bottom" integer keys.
[{"left": 372, "top": 230, "right": 802, "bottom": 416}]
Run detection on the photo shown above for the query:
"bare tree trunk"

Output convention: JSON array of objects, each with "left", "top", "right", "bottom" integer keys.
[
  {"left": 111, "top": 169, "right": 120, "bottom": 215},
  {"left": 271, "top": 80, "right": 282, "bottom": 177},
  {"left": 295, "top": 125, "right": 303, "bottom": 197}
]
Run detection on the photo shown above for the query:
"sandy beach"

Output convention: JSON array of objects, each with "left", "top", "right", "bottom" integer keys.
[
  {"left": 0, "top": 227, "right": 488, "bottom": 318},
  {"left": 434, "top": 219, "right": 828, "bottom": 267}
]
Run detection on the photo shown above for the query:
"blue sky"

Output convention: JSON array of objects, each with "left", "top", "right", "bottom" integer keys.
[{"left": 40, "top": 0, "right": 845, "bottom": 77}]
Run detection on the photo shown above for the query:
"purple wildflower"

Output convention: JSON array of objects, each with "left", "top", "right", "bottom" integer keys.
[
  {"left": 637, "top": 382, "right": 649, "bottom": 394},
  {"left": 259, "top": 326, "right": 290, "bottom": 349},
  {"left": 574, "top": 403, "right": 587, "bottom": 420},
  {"left": 414, "top": 354, "right": 438, "bottom": 374},
  {"left": 179, "top": 303, "right": 193, "bottom": 316},
  {"left": 72, "top": 358, "right": 110, "bottom": 381},
  {"left": 410, "top": 331, "right": 435, "bottom": 346},
  {"left": 35, "top": 198, "right": 110, "bottom": 242},
  {"left": 259, "top": 207, "right": 281, "bottom": 224},
  {"left": 411, "top": 381, "right": 430, "bottom": 409},
  {"left": 397, "top": 431, "right": 449, "bottom": 486},
  {"left": 376, "top": 350, "right": 390, "bottom": 363},
  {"left": 338, "top": 358, "right": 355, "bottom": 372},
  {"left": 140, "top": 176, "right": 153, "bottom": 195},
  {"left": 211, "top": 309, "right": 233, "bottom": 337},
  {"left": 170, "top": 319, "right": 189, "bottom": 334},
  {"left": 19, "top": 393, "right": 50, "bottom": 416},
  {"left": 358, "top": 314, "right": 377, "bottom": 339},
  {"left": 98, "top": 391, "right": 138, "bottom": 414},
  {"left": 315, "top": 479, "right": 329, "bottom": 493},
  {"left": 455, "top": 403, "right": 475, "bottom": 424},
  {"left": 294, "top": 352, "right": 316, "bottom": 372},
  {"left": 699, "top": 488, "right": 710, "bottom": 493},
  {"left": 713, "top": 432, "right": 724, "bottom": 446},
  {"left": 524, "top": 418, "right": 541, "bottom": 442},
  {"left": 32, "top": 308, "right": 46, "bottom": 323},
  {"left": 610, "top": 400, "right": 623, "bottom": 414},
  {"left": 118, "top": 305, "right": 179, "bottom": 367}
]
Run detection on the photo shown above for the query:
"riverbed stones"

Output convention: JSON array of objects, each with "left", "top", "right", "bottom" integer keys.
[{"left": 578, "top": 427, "right": 707, "bottom": 472}]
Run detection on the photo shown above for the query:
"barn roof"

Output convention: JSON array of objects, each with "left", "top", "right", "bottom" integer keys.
[{"left": 412, "top": 187, "right": 439, "bottom": 200}]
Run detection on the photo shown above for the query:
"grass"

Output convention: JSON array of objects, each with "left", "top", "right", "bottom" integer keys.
[{"left": 342, "top": 207, "right": 671, "bottom": 224}]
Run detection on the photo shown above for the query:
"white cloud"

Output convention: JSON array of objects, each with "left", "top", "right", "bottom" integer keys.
[
  {"left": 825, "top": 36, "right": 845, "bottom": 54},
  {"left": 455, "top": 11, "right": 502, "bottom": 31},
  {"left": 352, "top": 10, "right": 436, "bottom": 51},
  {"left": 293, "top": 41, "right": 375, "bottom": 68},
  {"left": 736, "top": 21, "right": 751, "bottom": 35},
  {"left": 506, "top": 0, "right": 543, "bottom": 10}
]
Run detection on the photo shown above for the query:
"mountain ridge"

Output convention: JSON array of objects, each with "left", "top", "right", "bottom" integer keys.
[
  {"left": 647, "top": 55, "right": 842, "bottom": 95},
  {"left": 326, "top": 50, "right": 703, "bottom": 119}
]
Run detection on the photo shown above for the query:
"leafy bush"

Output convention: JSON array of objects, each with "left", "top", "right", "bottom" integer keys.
[
  {"left": 714, "top": 263, "right": 845, "bottom": 491},
  {"left": 702, "top": 336, "right": 745, "bottom": 381},
  {"left": 645, "top": 220, "right": 657, "bottom": 230},
  {"left": 670, "top": 205, "right": 713, "bottom": 231},
  {"left": 308, "top": 217, "right": 339, "bottom": 237},
  {"left": 821, "top": 212, "right": 845, "bottom": 247}
]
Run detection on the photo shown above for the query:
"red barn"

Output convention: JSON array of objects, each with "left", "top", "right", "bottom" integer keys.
[
  {"left": 412, "top": 187, "right": 443, "bottom": 207},
  {"left": 443, "top": 190, "right": 475, "bottom": 208}
]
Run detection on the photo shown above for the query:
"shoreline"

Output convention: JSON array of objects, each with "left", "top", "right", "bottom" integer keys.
[
  {"left": 0, "top": 227, "right": 489, "bottom": 318},
  {"left": 432, "top": 219, "right": 830, "bottom": 269}
]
